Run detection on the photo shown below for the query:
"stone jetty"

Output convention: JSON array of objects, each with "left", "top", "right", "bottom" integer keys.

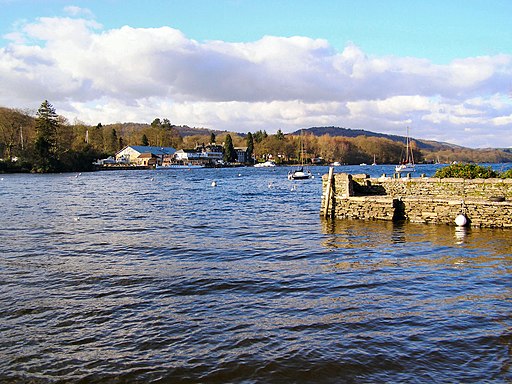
[{"left": 322, "top": 172, "right": 512, "bottom": 228}]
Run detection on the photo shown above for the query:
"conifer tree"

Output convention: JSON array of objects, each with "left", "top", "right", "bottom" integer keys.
[
  {"left": 33, "top": 100, "right": 60, "bottom": 172},
  {"left": 223, "top": 134, "right": 236, "bottom": 163},
  {"left": 246, "top": 132, "right": 254, "bottom": 162}
]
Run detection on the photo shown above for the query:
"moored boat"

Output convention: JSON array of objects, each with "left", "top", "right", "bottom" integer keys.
[
  {"left": 254, "top": 160, "right": 276, "bottom": 168},
  {"left": 395, "top": 127, "right": 415, "bottom": 173},
  {"left": 288, "top": 167, "right": 312, "bottom": 180}
]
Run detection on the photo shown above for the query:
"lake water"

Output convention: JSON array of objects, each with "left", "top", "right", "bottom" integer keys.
[{"left": 1, "top": 164, "right": 511, "bottom": 383}]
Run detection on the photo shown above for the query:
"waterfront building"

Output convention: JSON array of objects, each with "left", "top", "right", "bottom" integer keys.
[{"left": 115, "top": 146, "right": 176, "bottom": 166}]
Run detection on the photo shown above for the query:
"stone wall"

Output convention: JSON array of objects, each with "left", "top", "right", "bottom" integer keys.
[
  {"left": 322, "top": 172, "right": 512, "bottom": 228},
  {"left": 357, "top": 175, "right": 512, "bottom": 200}
]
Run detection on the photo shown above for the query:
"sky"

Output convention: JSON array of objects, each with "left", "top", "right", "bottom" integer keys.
[{"left": 1, "top": 0, "right": 511, "bottom": 148}]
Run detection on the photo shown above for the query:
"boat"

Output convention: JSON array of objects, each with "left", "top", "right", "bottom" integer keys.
[
  {"left": 288, "top": 167, "right": 312, "bottom": 180},
  {"left": 395, "top": 127, "right": 415, "bottom": 173},
  {"left": 254, "top": 160, "right": 276, "bottom": 168},
  {"left": 288, "top": 130, "right": 312, "bottom": 180},
  {"left": 332, "top": 161, "right": 341, "bottom": 166}
]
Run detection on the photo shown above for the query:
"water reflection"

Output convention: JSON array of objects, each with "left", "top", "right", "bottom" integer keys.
[
  {"left": 454, "top": 226, "right": 468, "bottom": 245},
  {"left": 391, "top": 221, "right": 406, "bottom": 244},
  {"left": 321, "top": 217, "right": 511, "bottom": 256}
]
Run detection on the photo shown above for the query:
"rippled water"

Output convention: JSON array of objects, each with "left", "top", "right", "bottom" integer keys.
[{"left": 1, "top": 165, "right": 511, "bottom": 383}]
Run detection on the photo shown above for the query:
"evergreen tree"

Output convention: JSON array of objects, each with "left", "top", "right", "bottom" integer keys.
[
  {"left": 210, "top": 132, "right": 216, "bottom": 144},
  {"left": 106, "top": 128, "right": 118, "bottom": 154},
  {"left": 276, "top": 129, "right": 284, "bottom": 140},
  {"left": 33, "top": 100, "right": 60, "bottom": 172},
  {"left": 90, "top": 123, "right": 104, "bottom": 151},
  {"left": 223, "top": 134, "right": 236, "bottom": 163},
  {"left": 141, "top": 134, "right": 149, "bottom": 146},
  {"left": 246, "top": 132, "right": 254, "bottom": 163}
]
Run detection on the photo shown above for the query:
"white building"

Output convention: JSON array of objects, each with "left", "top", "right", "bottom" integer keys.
[{"left": 115, "top": 146, "right": 176, "bottom": 166}]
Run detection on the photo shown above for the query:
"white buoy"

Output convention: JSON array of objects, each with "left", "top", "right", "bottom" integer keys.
[
  {"left": 211, "top": 181, "right": 217, "bottom": 187},
  {"left": 455, "top": 214, "right": 467, "bottom": 227}
]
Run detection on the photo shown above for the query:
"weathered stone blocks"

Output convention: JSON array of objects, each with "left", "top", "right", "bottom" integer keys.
[{"left": 322, "top": 173, "right": 512, "bottom": 228}]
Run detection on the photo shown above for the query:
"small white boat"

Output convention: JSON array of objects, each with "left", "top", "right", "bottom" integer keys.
[
  {"left": 332, "top": 161, "right": 341, "bottom": 166},
  {"left": 287, "top": 130, "right": 311, "bottom": 180},
  {"left": 395, "top": 163, "right": 415, "bottom": 173},
  {"left": 395, "top": 127, "right": 415, "bottom": 173},
  {"left": 254, "top": 160, "right": 276, "bottom": 168},
  {"left": 288, "top": 167, "right": 312, "bottom": 180}
]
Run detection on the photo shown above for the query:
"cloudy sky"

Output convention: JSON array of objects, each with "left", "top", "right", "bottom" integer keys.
[{"left": 1, "top": 0, "right": 511, "bottom": 148}]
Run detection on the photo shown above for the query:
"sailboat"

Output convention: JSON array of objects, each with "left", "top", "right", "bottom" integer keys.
[
  {"left": 288, "top": 131, "right": 312, "bottom": 180},
  {"left": 372, "top": 154, "right": 377, "bottom": 166},
  {"left": 395, "top": 127, "right": 415, "bottom": 173}
]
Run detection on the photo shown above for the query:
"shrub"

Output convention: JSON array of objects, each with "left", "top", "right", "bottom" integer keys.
[
  {"left": 434, "top": 163, "right": 498, "bottom": 179},
  {"left": 500, "top": 168, "right": 512, "bottom": 178}
]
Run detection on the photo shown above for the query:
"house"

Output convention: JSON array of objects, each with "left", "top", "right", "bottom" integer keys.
[
  {"left": 115, "top": 146, "right": 176, "bottom": 166},
  {"left": 174, "top": 149, "right": 203, "bottom": 161},
  {"left": 234, "top": 147, "right": 249, "bottom": 163},
  {"left": 196, "top": 143, "right": 224, "bottom": 162}
]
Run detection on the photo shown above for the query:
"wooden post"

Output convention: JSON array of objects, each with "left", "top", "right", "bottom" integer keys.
[{"left": 323, "top": 166, "right": 334, "bottom": 218}]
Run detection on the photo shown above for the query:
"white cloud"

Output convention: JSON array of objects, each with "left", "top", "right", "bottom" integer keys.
[
  {"left": 0, "top": 15, "right": 511, "bottom": 147},
  {"left": 63, "top": 6, "right": 95, "bottom": 18}
]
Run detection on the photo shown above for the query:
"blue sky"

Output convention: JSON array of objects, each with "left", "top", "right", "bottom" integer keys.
[
  {"left": 2, "top": 0, "right": 510, "bottom": 62},
  {"left": 1, "top": 0, "right": 511, "bottom": 147}
]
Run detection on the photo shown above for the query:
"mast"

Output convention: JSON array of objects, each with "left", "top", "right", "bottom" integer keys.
[
  {"left": 405, "top": 127, "right": 410, "bottom": 163},
  {"left": 301, "top": 129, "right": 304, "bottom": 166},
  {"left": 405, "top": 126, "right": 414, "bottom": 164},
  {"left": 408, "top": 127, "right": 414, "bottom": 164}
]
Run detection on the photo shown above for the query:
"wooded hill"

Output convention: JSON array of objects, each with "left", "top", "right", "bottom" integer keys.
[
  {"left": 1, "top": 103, "right": 511, "bottom": 173},
  {"left": 292, "top": 126, "right": 512, "bottom": 164},
  {"left": 292, "top": 126, "right": 460, "bottom": 150}
]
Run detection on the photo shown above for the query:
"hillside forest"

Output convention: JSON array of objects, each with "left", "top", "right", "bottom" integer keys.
[{"left": 1, "top": 101, "right": 511, "bottom": 173}]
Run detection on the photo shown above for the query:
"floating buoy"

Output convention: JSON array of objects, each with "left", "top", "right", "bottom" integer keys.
[
  {"left": 211, "top": 181, "right": 217, "bottom": 187},
  {"left": 268, "top": 182, "right": 273, "bottom": 188},
  {"left": 238, "top": 173, "right": 242, "bottom": 177},
  {"left": 455, "top": 214, "right": 467, "bottom": 227}
]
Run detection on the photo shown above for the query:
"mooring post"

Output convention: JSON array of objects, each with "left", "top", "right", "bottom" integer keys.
[{"left": 323, "top": 166, "right": 335, "bottom": 218}]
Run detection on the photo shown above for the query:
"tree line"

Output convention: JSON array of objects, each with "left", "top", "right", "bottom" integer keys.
[{"left": 1, "top": 101, "right": 511, "bottom": 173}]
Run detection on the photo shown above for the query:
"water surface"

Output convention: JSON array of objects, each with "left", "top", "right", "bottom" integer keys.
[{"left": 1, "top": 165, "right": 511, "bottom": 382}]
